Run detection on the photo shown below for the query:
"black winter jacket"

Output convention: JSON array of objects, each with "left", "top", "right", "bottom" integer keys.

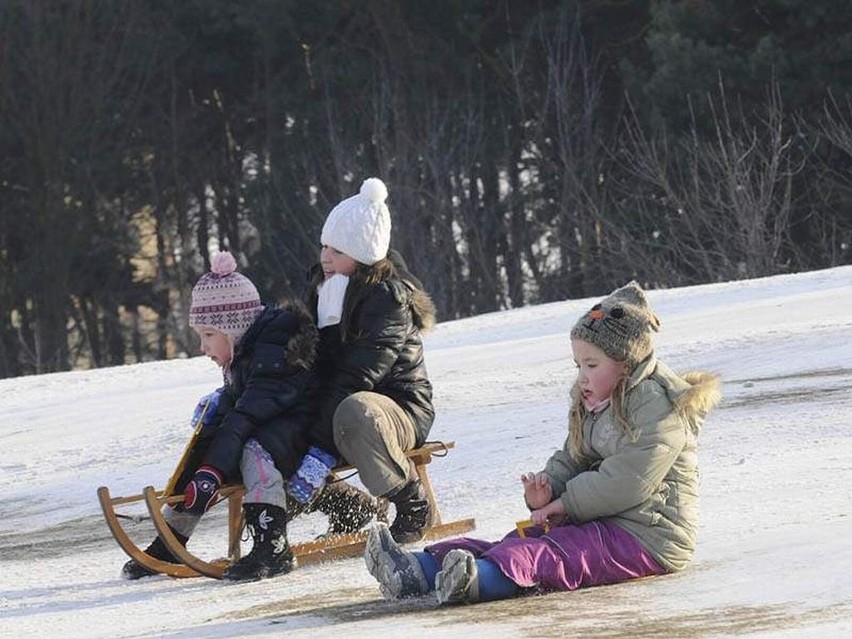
[
  {"left": 176, "top": 303, "right": 318, "bottom": 487},
  {"left": 306, "top": 252, "right": 436, "bottom": 459}
]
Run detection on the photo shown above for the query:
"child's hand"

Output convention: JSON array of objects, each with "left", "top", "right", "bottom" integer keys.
[
  {"left": 191, "top": 389, "right": 223, "bottom": 427},
  {"left": 521, "top": 471, "right": 552, "bottom": 510},
  {"left": 531, "top": 499, "right": 566, "bottom": 527},
  {"left": 287, "top": 446, "right": 337, "bottom": 504},
  {"left": 184, "top": 465, "right": 223, "bottom": 515}
]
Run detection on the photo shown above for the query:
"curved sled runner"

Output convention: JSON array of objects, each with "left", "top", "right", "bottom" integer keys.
[
  {"left": 97, "top": 485, "right": 200, "bottom": 578},
  {"left": 97, "top": 402, "right": 217, "bottom": 578},
  {"left": 143, "top": 485, "right": 241, "bottom": 579}
]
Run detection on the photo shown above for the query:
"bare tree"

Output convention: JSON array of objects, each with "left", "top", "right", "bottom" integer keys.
[
  {"left": 799, "top": 93, "right": 852, "bottom": 266},
  {"left": 613, "top": 79, "right": 803, "bottom": 284}
]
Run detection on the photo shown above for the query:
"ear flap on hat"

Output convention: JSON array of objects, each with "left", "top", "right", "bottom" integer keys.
[{"left": 610, "top": 281, "right": 645, "bottom": 307}]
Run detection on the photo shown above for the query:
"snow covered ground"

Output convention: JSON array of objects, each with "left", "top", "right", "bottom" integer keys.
[{"left": 2, "top": 267, "right": 851, "bottom": 638}]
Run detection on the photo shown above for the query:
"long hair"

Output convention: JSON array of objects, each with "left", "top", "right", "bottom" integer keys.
[
  {"left": 567, "top": 373, "right": 637, "bottom": 463},
  {"left": 338, "top": 258, "right": 393, "bottom": 342},
  {"left": 306, "top": 251, "right": 435, "bottom": 343}
]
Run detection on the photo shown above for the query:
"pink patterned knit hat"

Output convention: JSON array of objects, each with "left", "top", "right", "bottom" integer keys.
[{"left": 188, "top": 252, "right": 262, "bottom": 344}]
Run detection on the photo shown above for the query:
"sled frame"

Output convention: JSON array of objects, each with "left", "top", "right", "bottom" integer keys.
[{"left": 100, "top": 440, "right": 475, "bottom": 579}]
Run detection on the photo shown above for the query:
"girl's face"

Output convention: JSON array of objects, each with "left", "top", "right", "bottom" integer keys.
[
  {"left": 571, "top": 339, "right": 629, "bottom": 409},
  {"left": 320, "top": 245, "right": 358, "bottom": 279},
  {"left": 194, "top": 326, "right": 232, "bottom": 368}
]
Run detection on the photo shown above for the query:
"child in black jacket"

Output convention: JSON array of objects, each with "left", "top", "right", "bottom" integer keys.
[
  {"left": 295, "top": 178, "right": 437, "bottom": 544},
  {"left": 122, "top": 252, "right": 317, "bottom": 581}
]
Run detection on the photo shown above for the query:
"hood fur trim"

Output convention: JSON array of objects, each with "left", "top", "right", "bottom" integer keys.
[
  {"left": 279, "top": 300, "right": 318, "bottom": 370},
  {"left": 675, "top": 371, "right": 722, "bottom": 431},
  {"left": 353, "top": 256, "right": 437, "bottom": 331}
]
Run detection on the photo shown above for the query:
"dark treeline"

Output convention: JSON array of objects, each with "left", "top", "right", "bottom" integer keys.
[{"left": 1, "top": 0, "right": 851, "bottom": 378}]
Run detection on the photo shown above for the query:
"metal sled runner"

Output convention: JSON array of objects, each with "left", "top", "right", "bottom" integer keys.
[{"left": 98, "top": 440, "right": 476, "bottom": 579}]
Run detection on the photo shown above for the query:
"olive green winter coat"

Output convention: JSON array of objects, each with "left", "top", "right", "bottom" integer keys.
[{"left": 544, "top": 355, "right": 722, "bottom": 572}]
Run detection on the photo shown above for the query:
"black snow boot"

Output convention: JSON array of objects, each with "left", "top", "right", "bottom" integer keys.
[
  {"left": 223, "top": 503, "right": 294, "bottom": 581},
  {"left": 121, "top": 528, "right": 188, "bottom": 580},
  {"left": 388, "top": 479, "right": 431, "bottom": 544},
  {"left": 312, "top": 480, "right": 378, "bottom": 536}
]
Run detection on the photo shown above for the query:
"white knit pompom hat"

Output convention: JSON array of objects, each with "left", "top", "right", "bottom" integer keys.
[
  {"left": 320, "top": 177, "right": 392, "bottom": 265},
  {"left": 188, "top": 251, "right": 262, "bottom": 344}
]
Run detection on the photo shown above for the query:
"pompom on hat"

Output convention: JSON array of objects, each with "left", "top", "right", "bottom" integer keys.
[
  {"left": 188, "top": 251, "right": 262, "bottom": 344},
  {"left": 320, "top": 177, "right": 392, "bottom": 265},
  {"left": 570, "top": 281, "right": 661, "bottom": 366}
]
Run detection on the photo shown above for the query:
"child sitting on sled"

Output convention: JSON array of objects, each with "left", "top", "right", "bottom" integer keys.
[
  {"left": 122, "top": 251, "right": 318, "bottom": 581},
  {"left": 364, "top": 281, "right": 721, "bottom": 604},
  {"left": 292, "top": 177, "right": 438, "bottom": 545}
]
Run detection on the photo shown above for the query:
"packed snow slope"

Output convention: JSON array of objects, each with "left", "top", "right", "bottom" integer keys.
[{"left": 2, "top": 267, "right": 851, "bottom": 638}]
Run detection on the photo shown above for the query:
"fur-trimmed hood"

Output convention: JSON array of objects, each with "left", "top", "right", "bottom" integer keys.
[
  {"left": 234, "top": 302, "right": 318, "bottom": 372},
  {"left": 349, "top": 254, "right": 437, "bottom": 331},
  {"left": 628, "top": 355, "right": 722, "bottom": 435},
  {"left": 673, "top": 370, "right": 723, "bottom": 433},
  {"left": 277, "top": 300, "right": 319, "bottom": 370}
]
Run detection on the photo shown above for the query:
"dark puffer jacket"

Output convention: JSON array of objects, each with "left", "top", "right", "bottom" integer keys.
[
  {"left": 176, "top": 303, "right": 319, "bottom": 488},
  {"left": 306, "top": 251, "right": 436, "bottom": 459}
]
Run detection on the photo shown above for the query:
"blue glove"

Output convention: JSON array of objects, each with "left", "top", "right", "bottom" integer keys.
[
  {"left": 184, "top": 466, "right": 223, "bottom": 515},
  {"left": 191, "top": 389, "right": 223, "bottom": 427},
  {"left": 287, "top": 446, "right": 337, "bottom": 504}
]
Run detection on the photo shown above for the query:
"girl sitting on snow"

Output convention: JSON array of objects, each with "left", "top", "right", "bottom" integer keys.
[{"left": 364, "top": 281, "right": 721, "bottom": 604}]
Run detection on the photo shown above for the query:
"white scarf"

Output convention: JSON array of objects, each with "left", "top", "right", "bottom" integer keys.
[{"left": 317, "top": 274, "right": 350, "bottom": 328}]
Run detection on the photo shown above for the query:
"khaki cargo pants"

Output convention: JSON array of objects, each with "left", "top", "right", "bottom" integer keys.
[{"left": 332, "top": 391, "right": 418, "bottom": 497}]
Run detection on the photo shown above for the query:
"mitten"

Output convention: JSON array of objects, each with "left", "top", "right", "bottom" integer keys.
[
  {"left": 184, "top": 465, "right": 223, "bottom": 515},
  {"left": 190, "top": 388, "right": 223, "bottom": 428},
  {"left": 287, "top": 446, "right": 337, "bottom": 504}
]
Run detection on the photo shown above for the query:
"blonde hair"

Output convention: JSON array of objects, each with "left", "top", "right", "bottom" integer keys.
[{"left": 567, "top": 373, "right": 637, "bottom": 462}]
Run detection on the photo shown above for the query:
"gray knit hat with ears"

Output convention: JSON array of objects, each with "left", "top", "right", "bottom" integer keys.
[{"left": 570, "top": 281, "right": 661, "bottom": 366}]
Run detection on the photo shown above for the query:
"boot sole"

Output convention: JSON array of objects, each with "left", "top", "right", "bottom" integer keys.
[
  {"left": 121, "top": 560, "right": 156, "bottom": 580},
  {"left": 223, "top": 556, "right": 296, "bottom": 582},
  {"left": 435, "top": 549, "right": 478, "bottom": 605},
  {"left": 364, "top": 524, "right": 429, "bottom": 599}
]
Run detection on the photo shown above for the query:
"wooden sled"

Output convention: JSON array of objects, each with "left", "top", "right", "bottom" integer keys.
[{"left": 100, "top": 440, "right": 476, "bottom": 579}]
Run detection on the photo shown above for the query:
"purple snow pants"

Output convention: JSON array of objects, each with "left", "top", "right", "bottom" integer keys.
[{"left": 425, "top": 520, "right": 666, "bottom": 592}]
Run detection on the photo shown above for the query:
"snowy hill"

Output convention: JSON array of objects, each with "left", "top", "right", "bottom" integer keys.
[{"left": 2, "top": 267, "right": 852, "bottom": 638}]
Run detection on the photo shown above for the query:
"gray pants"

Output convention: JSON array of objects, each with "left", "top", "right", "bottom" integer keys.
[
  {"left": 163, "top": 438, "right": 286, "bottom": 537},
  {"left": 332, "top": 391, "right": 418, "bottom": 497}
]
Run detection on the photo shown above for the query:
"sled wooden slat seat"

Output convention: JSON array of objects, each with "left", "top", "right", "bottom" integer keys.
[{"left": 99, "top": 440, "right": 475, "bottom": 579}]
